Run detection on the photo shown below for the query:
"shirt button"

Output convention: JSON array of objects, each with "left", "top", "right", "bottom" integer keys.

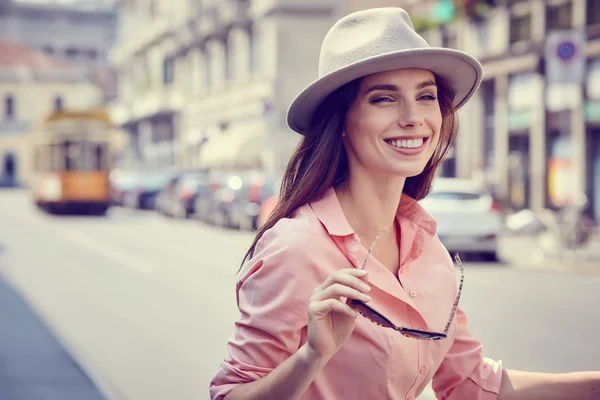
[
  {"left": 409, "top": 290, "right": 417, "bottom": 298},
  {"left": 419, "top": 366, "right": 427, "bottom": 375}
]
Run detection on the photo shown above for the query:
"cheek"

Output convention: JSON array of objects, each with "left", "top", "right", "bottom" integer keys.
[
  {"left": 428, "top": 114, "right": 444, "bottom": 148},
  {"left": 347, "top": 113, "right": 387, "bottom": 149}
]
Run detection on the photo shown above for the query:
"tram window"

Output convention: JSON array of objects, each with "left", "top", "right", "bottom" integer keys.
[
  {"left": 64, "top": 141, "right": 87, "bottom": 171},
  {"left": 36, "top": 147, "right": 45, "bottom": 172},
  {"left": 94, "top": 144, "right": 107, "bottom": 169},
  {"left": 34, "top": 148, "right": 40, "bottom": 171},
  {"left": 63, "top": 141, "right": 73, "bottom": 170},
  {"left": 49, "top": 144, "right": 62, "bottom": 171}
]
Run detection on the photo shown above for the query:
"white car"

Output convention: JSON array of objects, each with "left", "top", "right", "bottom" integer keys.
[{"left": 419, "top": 177, "right": 503, "bottom": 261}]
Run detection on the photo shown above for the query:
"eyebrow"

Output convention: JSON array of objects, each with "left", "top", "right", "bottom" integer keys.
[{"left": 364, "top": 80, "right": 437, "bottom": 95}]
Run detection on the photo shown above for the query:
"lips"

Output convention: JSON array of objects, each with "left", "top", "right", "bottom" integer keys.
[
  {"left": 383, "top": 137, "right": 429, "bottom": 156},
  {"left": 384, "top": 137, "right": 427, "bottom": 149}
]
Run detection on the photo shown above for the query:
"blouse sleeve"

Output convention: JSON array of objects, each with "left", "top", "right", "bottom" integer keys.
[
  {"left": 432, "top": 308, "right": 503, "bottom": 400},
  {"left": 209, "top": 224, "right": 326, "bottom": 400}
]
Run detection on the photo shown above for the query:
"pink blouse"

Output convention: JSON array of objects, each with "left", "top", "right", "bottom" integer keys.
[{"left": 210, "top": 187, "right": 502, "bottom": 400}]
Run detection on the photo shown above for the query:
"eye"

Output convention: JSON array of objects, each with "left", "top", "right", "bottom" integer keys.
[
  {"left": 418, "top": 94, "right": 437, "bottom": 101},
  {"left": 370, "top": 96, "right": 394, "bottom": 104}
]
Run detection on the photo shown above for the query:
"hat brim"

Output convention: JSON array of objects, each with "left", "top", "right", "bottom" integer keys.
[{"left": 287, "top": 47, "right": 483, "bottom": 134}]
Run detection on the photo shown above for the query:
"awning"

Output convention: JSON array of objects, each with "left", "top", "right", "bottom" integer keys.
[{"left": 199, "top": 119, "right": 269, "bottom": 169}]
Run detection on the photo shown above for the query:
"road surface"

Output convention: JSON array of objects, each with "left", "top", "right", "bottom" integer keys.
[{"left": 0, "top": 189, "right": 598, "bottom": 400}]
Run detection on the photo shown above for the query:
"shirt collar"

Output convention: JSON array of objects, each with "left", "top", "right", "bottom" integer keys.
[
  {"left": 309, "top": 187, "right": 355, "bottom": 237},
  {"left": 309, "top": 187, "right": 437, "bottom": 238}
]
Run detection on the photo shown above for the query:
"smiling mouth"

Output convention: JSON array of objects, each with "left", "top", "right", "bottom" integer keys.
[{"left": 384, "top": 137, "right": 429, "bottom": 149}]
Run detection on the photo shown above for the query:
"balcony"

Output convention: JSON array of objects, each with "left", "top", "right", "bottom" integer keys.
[
  {"left": 0, "top": 120, "right": 30, "bottom": 136},
  {"left": 220, "top": 0, "right": 251, "bottom": 27},
  {"left": 198, "top": 7, "right": 221, "bottom": 37}
]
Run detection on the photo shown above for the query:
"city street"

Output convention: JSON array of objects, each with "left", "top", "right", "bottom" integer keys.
[{"left": 0, "top": 189, "right": 599, "bottom": 400}]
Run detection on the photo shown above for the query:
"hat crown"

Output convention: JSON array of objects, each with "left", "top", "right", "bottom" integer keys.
[{"left": 319, "top": 7, "right": 430, "bottom": 77}]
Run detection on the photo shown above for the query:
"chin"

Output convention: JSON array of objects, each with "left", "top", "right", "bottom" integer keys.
[{"left": 385, "top": 162, "right": 428, "bottom": 178}]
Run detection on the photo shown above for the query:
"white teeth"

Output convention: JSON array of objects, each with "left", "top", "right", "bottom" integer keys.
[{"left": 389, "top": 138, "right": 424, "bottom": 149}]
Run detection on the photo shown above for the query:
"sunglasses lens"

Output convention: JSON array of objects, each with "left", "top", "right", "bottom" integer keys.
[
  {"left": 350, "top": 300, "right": 395, "bottom": 328},
  {"left": 403, "top": 329, "right": 446, "bottom": 341}
]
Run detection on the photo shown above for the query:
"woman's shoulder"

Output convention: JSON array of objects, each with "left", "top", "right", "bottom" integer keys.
[
  {"left": 239, "top": 203, "right": 334, "bottom": 281},
  {"left": 255, "top": 203, "right": 326, "bottom": 255},
  {"left": 238, "top": 206, "right": 337, "bottom": 290}
]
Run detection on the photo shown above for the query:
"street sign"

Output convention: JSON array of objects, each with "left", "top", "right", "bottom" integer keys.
[
  {"left": 545, "top": 30, "right": 586, "bottom": 84},
  {"left": 430, "top": 0, "right": 455, "bottom": 24}
]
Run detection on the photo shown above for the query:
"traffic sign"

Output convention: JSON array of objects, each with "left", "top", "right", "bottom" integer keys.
[{"left": 545, "top": 30, "right": 586, "bottom": 84}]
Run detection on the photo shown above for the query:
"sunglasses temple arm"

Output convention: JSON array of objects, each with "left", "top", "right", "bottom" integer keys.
[{"left": 442, "top": 253, "right": 465, "bottom": 335}]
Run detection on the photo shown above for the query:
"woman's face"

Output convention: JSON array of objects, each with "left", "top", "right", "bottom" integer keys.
[{"left": 343, "top": 68, "right": 443, "bottom": 179}]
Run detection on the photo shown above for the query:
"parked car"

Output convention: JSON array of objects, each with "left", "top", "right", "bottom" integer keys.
[
  {"left": 193, "top": 170, "right": 228, "bottom": 222},
  {"left": 158, "top": 171, "right": 210, "bottom": 218},
  {"left": 419, "top": 177, "right": 503, "bottom": 261},
  {"left": 109, "top": 169, "right": 139, "bottom": 206},
  {"left": 124, "top": 171, "right": 175, "bottom": 210},
  {"left": 204, "top": 171, "right": 265, "bottom": 229},
  {"left": 229, "top": 175, "right": 279, "bottom": 231},
  {"left": 155, "top": 173, "right": 185, "bottom": 216},
  {"left": 258, "top": 193, "right": 279, "bottom": 229}
]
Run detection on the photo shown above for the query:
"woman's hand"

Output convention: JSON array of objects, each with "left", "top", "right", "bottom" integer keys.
[{"left": 306, "top": 269, "right": 371, "bottom": 362}]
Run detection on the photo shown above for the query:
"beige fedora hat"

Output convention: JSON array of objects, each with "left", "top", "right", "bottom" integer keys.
[{"left": 287, "top": 7, "right": 483, "bottom": 134}]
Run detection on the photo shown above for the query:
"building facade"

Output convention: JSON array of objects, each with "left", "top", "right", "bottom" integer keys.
[
  {"left": 0, "top": 40, "right": 103, "bottom": 186},
  {"left": 0, "top": 0, "right": 117, "bottom": 69},
  {"left": 409, "top": 0, "right": 600, "bottom": 221},
  {"left": 0, "top": 0, "right": 119, "bottom": 102},
  {"left": 108, "top": 0, "right": 600, "bottom": 220},
  {"left": 109, "top": 0, "right": 416, "bottom": 174}
]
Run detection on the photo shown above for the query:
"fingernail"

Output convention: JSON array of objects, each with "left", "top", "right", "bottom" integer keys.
[
  {"left": 361, "top": 283, "right": 371, "bottom": 292},
  {"left": 362, "top": 294, "right": 372, "bottom": 301},
  {"left": 357, "top": 270, "right": 368, "bottom": 275}
]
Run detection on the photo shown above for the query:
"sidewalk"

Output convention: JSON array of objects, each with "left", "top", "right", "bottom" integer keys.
[
  {"left": 498, "top": 232, "right": 600, "bottom": 274},
  {"left": 0, "top": 273, "right": 107, "bottom": 400}
]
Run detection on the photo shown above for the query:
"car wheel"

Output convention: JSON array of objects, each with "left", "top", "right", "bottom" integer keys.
[{"left": 481, "top": 252, "right": 498, "bottom": 263}]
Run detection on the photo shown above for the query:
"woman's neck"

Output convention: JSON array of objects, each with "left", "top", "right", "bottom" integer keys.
[{"left": 334, "top": 171, "right": 405, "bottom": 245}]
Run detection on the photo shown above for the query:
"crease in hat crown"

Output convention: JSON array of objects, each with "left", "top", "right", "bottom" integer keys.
[
  {"left": 319, "top": 8, "right": 428, "bottom": 78},
  {"left": 286, "top": 7, "right": 483, "bottom": 134}
]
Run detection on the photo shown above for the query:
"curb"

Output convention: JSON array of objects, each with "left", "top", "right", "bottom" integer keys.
[
  {"left": 0, "top": 267, "right": 130, "bottom": 400},
  {"left": 507, "top": 259, "right": 600, "bottom": 275}
]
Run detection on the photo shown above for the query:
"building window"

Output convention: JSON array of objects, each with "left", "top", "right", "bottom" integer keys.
[
  {"left": 65, "top": 47, "right": 79, "bottom": 58},
  {"left": 510, "top": 13, "right": 531, "bottom": 44},
  {"left": 224, "top": 38, "right": 232, "bottom": 81},
  {"left": 4, "top": 95, "right": 14, "bottom": 120},
  {"left": 248, "top": 27, "right": 255, "bottom": 73},
  {"left": 149, "top": 0, "right": 157, "bottom": 18},
  {"left": 42, "top": 45, "right": 54, "bottom": 55},
  {"left": 54, "top": 96, "right": 63, "bottom": 112},
  {"left": 204, "top": 50, "right": 211, "bottom": 89},
  {"left": 588, "top": 0, "right": 600, "bottom": 26},
  {"left": 547, "top": 1, "right": 572, "bottom": 31},
  {"left": 163, "top": 57, "right": 174, "bottom": 85},
  {"left": 87, "top": 49, "right": 98, "bottom": 60}
]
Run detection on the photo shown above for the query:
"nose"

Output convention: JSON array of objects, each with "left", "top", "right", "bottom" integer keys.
[{"left": 397, "top": 102, "right": 424, "bottom": 128}]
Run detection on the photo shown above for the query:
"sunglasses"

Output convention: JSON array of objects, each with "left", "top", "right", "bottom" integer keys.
[{"left": 350, "top": 226, "right": 464, "bottom": 341}]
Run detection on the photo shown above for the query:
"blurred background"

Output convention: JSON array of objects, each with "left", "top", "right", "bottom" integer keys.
[{"left": 0, "top": 1, "right": 599, "bottom": 400}]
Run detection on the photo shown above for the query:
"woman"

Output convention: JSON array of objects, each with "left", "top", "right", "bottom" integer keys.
[{"left": 210, "top": 7, "right": 600, "bottom": 400}]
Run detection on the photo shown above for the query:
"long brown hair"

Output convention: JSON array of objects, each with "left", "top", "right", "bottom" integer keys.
[{"left": 240, "top": 73, "right": 458, "bottom": 268}]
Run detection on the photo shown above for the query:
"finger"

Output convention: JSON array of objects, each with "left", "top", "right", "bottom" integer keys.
[
  {"left": 312, "top": 283, "right": 372, "bottom": 303},
  {"left": 315, "top": 269, "right": 370, "bottom": 293},
  {"left": 309, "top": 298, "right": 357, "bottom": 319}
]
